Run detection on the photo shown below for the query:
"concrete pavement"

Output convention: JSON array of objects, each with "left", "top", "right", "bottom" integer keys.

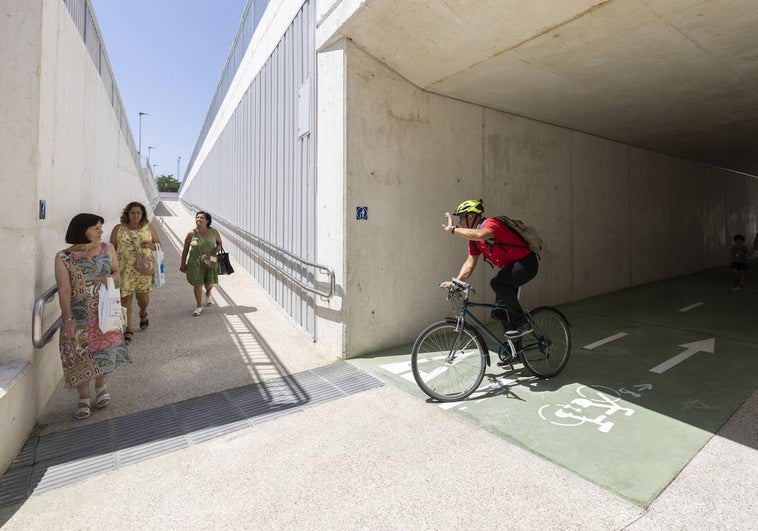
[{"left": 1, "top": 199, "right": 756, "bottom": 529}]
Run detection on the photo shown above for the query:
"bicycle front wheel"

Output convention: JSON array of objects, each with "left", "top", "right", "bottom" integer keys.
[
  {"left": 519, "top": 307, "right": 571, "bottom": 378},
  {"left": 411, "top": 321, "right": 487, "bottom": 402}
]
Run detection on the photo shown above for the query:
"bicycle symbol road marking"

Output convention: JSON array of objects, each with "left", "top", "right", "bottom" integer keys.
[{"left": 538, "top": 385, "right": 635, "bottom": 433}]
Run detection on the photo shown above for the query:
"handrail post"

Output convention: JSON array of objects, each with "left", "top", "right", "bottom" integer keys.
[{"left": 32, "top": 285, "right": 61, "bottom": 349}]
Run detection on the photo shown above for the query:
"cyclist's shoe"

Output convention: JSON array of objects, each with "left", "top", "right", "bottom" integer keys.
[
  {"left": 491, "top": 307, "right": 509, "bottom": 322},
  {"left": 505, "top": 322, "right": 532, "bottom": 338}
]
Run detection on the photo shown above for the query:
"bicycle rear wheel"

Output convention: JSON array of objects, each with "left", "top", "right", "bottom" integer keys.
[
  {"left": 411, "top": 321, "right": 487, "bottom": 402},
  {"left": 519, "top": 307, "right": 571, "bottom": 378}
]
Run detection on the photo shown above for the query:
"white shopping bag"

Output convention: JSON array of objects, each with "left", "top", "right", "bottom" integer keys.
[
  {"left": 153, "top": 244, "right": 166, "bottom": 288},
  {"left": 98, "top": 277, "right": 123, "bottom": 332}
]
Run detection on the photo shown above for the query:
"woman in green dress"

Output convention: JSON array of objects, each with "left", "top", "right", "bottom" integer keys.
[
  {"left": 55, "top": 213, "right": 130, "bottom": 420},
  {"left": 180, "top": 211, "right": 223, "bottom": 316}
]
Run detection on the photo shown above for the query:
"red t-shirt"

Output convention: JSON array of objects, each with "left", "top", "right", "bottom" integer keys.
[{"left": 468, "top": 217, "right": 531, "bottom": 268}]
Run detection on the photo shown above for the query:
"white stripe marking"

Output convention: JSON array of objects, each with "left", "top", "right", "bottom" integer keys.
[
  {"left": 678, "top": 302, "right": 703, "bottom": 312},
  {"left": 584, "top": 332, "right": 628, "bottom": 350}
]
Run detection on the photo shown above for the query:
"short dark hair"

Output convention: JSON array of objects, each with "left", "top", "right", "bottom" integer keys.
[
  {"left": 197, "top": 211, "right": 212, "bottom": 227},
  {"left": 65, "top": 213, "right": 105, "bottom": 244},
  {"left": 734, "top": 234, "right": 745, "bottom": 243},
  {"left": 119, "top": 202, "right": 148, "bottom": 225}
]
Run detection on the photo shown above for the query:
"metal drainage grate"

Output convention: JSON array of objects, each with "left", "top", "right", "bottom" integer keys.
[{"left": 0, "top": 361, "right": 382, "bottom": 507}]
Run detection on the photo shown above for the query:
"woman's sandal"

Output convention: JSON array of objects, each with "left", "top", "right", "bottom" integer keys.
[
  {"left": 139, "top": 313, "right": 149, "bottom": 330},
  {"left": 95, "top": 386, "right": 110, "bottom": 408},
  {"left": 74, "top": 398, "right": 91, "bottom": 420},
  {"left": 124, "top": 331, "right": 133, "bottom": 345}
]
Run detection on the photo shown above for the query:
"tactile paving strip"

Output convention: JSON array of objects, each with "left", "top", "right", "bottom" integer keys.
[{"left": 0, "top": 362, "right": 382, "bottom": 507}]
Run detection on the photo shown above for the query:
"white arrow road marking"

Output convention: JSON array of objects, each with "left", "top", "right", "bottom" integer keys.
[
  {"left": 682, "top": 399, "right": 715, "bottom": 410},
  {"left": 617, "top": 384, "right": 653, "bottom": 398},
  {"left": 678, "top": 302, "right": 704, "bottom": 312},
  {"left": 584, "top": 332, "right": 628, "bottom": 350},
  {"left": 650, "top": 338, "right": 715, "bottom": 373}
]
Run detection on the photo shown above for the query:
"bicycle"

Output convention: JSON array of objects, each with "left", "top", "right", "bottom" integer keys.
[{"left": 411, "top": 278, "right": 572, "bottom": 402}]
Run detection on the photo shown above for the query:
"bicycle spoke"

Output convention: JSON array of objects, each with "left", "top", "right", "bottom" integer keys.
[
  {"left": 519, "top": 308, "right": 571, "bottom": 378},
  {"left": 411, "top": 322, "right": 487, "bottom": 401}
]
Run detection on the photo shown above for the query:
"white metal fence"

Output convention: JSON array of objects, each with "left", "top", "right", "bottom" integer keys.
[{"left": 181, "top": 0, "right": 318, "bottom": 337}]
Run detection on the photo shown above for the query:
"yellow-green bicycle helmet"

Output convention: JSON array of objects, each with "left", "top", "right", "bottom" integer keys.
[{"left": 454, "top": 199, "right": 484, "bottom": 216}]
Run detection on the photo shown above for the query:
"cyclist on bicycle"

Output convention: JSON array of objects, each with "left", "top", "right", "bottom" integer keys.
[{"left": 440, "top": 199, "right": 539, "bottom": 338}]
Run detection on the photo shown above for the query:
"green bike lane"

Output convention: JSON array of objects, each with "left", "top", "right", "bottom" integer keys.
[{"left": 350, "top": 267, "right": 758, "bottom": 507}]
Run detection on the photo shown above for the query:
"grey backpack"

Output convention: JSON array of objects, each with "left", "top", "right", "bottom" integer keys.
[{"left": 492, "top": 215, "right": 543, "bottom": 254}]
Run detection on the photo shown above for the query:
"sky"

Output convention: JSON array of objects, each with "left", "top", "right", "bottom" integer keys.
[{"left": 90, "top": 0, "right": 249, "bottom": 182}]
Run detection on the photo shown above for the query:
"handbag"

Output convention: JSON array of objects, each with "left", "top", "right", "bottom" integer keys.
[
  {"left": 131, "top": 235, "right": 156, "bottom": 275},
  {"left": 200, "top": 253, "right": 218, "bottom": 269},
  {"left": 217, "top": 247, "right": 234, "bottom": 275},
  {"left": 98, "top": 277, "right": 123, "bottom": 333},
  {"left": 152, "top": 244, "right": 166, "bottom": 287},
  {"left": 135, "top": 253, "right": 156, "bottom": 275},
  {"left": 195, "top": 229, "right": 218, "bottom": 269}
]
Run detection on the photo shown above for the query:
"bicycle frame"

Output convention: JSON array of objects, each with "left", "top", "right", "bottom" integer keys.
[
  {"left": 450, "top": 284, "right": 545, "bottom": 367},
  {"left": 411, "top": 279, "right": 572, "bottom": 401}
]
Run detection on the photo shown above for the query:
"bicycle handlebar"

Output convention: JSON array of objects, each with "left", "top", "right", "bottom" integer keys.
[
  {"left": 447, "top": 277, "right": 474, "bottom": 298},
  {"left": 451, "top": 278, "right": 469, "bottom": 289}
]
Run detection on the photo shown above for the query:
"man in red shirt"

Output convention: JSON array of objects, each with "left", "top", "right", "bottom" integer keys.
[{"left": 440, "top": 199, "right": 539, "bottom": 338}]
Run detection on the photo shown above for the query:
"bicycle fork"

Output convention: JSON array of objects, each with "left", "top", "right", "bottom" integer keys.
[{"left": 446, "top": 315, "right": 468, "bottom": 363}]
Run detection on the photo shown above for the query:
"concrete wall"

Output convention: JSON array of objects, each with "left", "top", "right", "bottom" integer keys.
[
  {"left": 315, "top": 41, "right": 347, "bottom": 356},
  {"left": 342, "top": 44, "right": 484, "bottom": 355},
  {"left": 0, "top": 0, "right": 151, "bottom": 475},
  {"left": 335, "top": 41, "right": 758, "bottom": 358}
]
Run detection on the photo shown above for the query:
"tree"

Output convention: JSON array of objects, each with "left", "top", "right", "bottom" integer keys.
[{"left": 155, "top": 174, "right": 181, "bottom": 192}]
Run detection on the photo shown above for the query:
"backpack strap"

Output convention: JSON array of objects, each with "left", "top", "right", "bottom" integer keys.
[
  {"left": 487, "top": 217, "right": 529, "bottom": 251},
  {"left": 492, "top": 215, "right": 542, "bottom": 256}
]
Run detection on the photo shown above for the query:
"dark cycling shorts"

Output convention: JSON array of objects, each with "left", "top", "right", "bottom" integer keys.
[{"left": 732, "top": 262, "right": 748, "bottom": 271}]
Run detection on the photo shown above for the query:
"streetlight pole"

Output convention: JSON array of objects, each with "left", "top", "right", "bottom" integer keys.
[
  {"left": 177, "top": 156, "right": 181, "bottom": 181},
  {"left": 148, "top": 146, "right": 156, "bottom": 165},
  {"left": 152, "top": 164, "right": 158, "bottom": 175},
  {"left": 138, "top": 112, "right": 148, "bottom": 164}
]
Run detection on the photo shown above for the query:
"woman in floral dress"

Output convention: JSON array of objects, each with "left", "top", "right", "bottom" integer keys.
[
  {"left": 109, "top": 202, "right": 160, "bottom": 345},
  {"left": 55, "top": 213, "right": 130, "bottom": 420}
]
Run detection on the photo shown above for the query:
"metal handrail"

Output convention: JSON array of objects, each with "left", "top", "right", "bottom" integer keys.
[
  {"left": 216, "top": 215, "right": 335, "bottom": 299},
  {"left": 32, "top": 285, "right": 61, "bottom": 349},
  {"left": 182, "top": 202, "right": 335, "bottom": 299}
]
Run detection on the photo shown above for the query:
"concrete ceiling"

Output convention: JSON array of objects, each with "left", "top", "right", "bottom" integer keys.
[{"left": 330, "top": 0, "right": 758, "bottom": 176}]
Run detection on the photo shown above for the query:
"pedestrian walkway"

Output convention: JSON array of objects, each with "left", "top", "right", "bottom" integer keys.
[
  {"left": 0, "top": 199, "right": 756, "bottom": 529},
  {"left": 29, "top": 199, "right": 340, "bottom": 436}
]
